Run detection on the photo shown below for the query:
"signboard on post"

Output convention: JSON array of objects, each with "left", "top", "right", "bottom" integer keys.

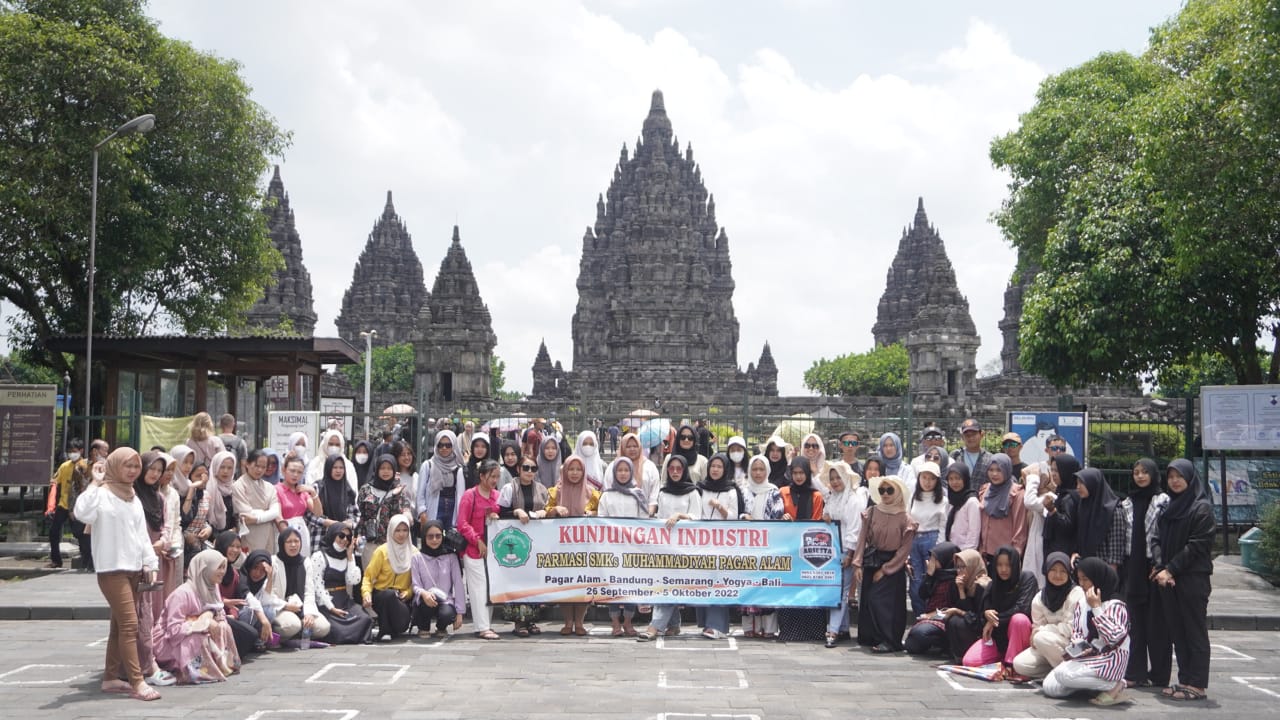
[
  {"left": 0, "top": 384, "right": 57, "bottom": 486},
  {"left": 1201, "top": 384, "right": 1280, "bottom": 451},
  {"left": 485, "top": 517, "right": 843, "bottom": 607},
  {"left": 1007, "top": 411, "right": 1088, "bottom": 466},
  {"left": 267, "top": 411, "right": 320, "bottom": 459},
  {"left": 319, "top": 397, "right": 355, "bottom": 439}
]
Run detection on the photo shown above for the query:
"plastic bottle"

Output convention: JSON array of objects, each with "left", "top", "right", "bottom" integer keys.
[{"left": 301, "top": 627, "right": 311, "bottom": 650}]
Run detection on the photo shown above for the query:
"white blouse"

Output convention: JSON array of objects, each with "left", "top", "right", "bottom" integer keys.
[{"left": 73, "top": 484, "right": 159, "bottom": 574}]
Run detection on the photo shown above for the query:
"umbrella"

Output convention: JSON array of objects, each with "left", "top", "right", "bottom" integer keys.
[
  {"left": 637, "top": 418, "right": 673, "bottom": 450},
  {"left": 485, "top": 416, "right": 525, "bottom": 433},
  {"left": 382, "top": 403, "right": 416, "bottom": 415},
  {"left": 770, "top": 413, "right": 815, "bottom": 448}
]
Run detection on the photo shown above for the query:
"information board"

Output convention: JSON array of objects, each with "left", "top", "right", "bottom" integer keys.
[
  {"left": 266, "top": 411, "right": 320, "bottom": 459},
  {"left": 1007, "top": 411, "right": 1088, "bottom": 466},
  {"left": 1201, "top": 384, "right": 1280, "bottom": 451},
  {"left": 0, "top": 385, "right": 57, "bottom": 486}
]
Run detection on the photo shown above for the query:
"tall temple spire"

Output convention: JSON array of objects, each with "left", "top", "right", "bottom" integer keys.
[
  {"left": 412, "top": 226, "right": 496, "bottom": 402},
  {"left": 335, "top": 191, "right": 428, "bottom": 345},
  {"left": 246, "top": 165, "right": 317, "bottom": 335}
]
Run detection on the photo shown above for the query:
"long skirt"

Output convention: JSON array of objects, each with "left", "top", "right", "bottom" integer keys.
[
  {"left": 777, "top": 608, "right": 826, "bottom": 642},
  {"left": 321, "top": 589, "right": 374, "bottom": 645},
  {"left": 156, "top": 619, "right": 240, "bottom": 684},
  {"left": 155, "top": 553, "right": 182, "bottom": 622},
  {"left": 856, "top": 569, "right": 906, "bottom": 650}
]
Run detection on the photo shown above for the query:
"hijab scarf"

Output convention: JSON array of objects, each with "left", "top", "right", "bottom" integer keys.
[
  {"left": 1162, "top": 458, "right": 1208, "bottom": 523},
  {"left": 929, "top": 541, "right": 960, "bottom": 583},
  {"left": 982, "top": 453, "right": 1014, "bottom": 519},
  {"left": 878, "top": 432, "right": 905, "bottom": 477},
  {"left": 500, "top": 440, "right": 522, "bottom": 479},
  {"left": 673, "top": 423, "right": 700, "bottom": 466},
  {"left": 321, "top": 522, "right": 349, "bottom": 560},
  {"left": 319, "top": 453, "right": 355, "bottom": 522},
  {"left": 763, "top": 437, "right": 790, "bottom": 484},
  {"left": 924, "top": 446, "right": 951, "bottom": 475},
  {"left": 556, "top": 456, "right": 592, "bottom": 517},
  {"left": 944, "top": 463, "right": 974, "bottom": 539},
  {"left": 243, "top": 550, "right": 272, "bottom": 595},
  {"left": 872, "top": 476, "right": 908, "bottom": 515},
  {"left": 803, "top": 433, "right": 827, "bottom": 478},
  {"left": 726, "top": 436, "right": 749, "bottom": 479},
  {"left": 1074, "top": 467, "right": 1121, "bottom": 557},
  {"left": 186, "top": 548, "right": 228, "bottom": 610},
  {"left": 604, "top": 457, "right": 646, "bottom": 509},
  {"left": 169, "top": 444, "right": 194, "bottom": 495},
  {"left": 1040, "top": 551, "right": 1074, "bottom": 613},
  {"left": 261, "top": 448, "right": 283, "bottom": 485},
  {"left": 1052, "top": 454, "right": 1081, "bottom": 492},
  {"left": 988, "top": 545, "right": 1025, "bottom": 611},
  {"left": 420, "top": 519, "right": 450, "bottom": 557},
  {"left": 235, "top": 460, "right": 275, "bottom": 513},
  {"left": 371, "top": 455, "right": 397, "bottom": 493},
  {"left": 275, "top": 527, "right": 307, "bottom": 599},
  {"left": 745, "top": 455, "right": 776, "bottom": 517},
  {"left": 466, "top": 432, "right": 492, "bottom": 487},
  {"left": 576, "top": 430, "right": 606, "bottom": 491},
  {"left": 956, "top": 548, "right": 988, "bottom": 595},
  {"left": 536, "top": 437, "right": 561, "bottom": 488},
  {"left": 1077, "top": 556, "right": 1121, "bottom": 642},
  {"left": 286, "top": 431, "right": 310, "bottom": 465},
  {"left": 699, "top": 453, "right": 735, "bottom": 493},
  {"left": 102, "top": 447, "right": 140, "bottom": 501},
  {"left": 786, "top": 456, "right": 816, "bottom": 520},
  {"left": 384, "top": 514, "right": 414, "bottom": 575},
  {"left": 660, "top": 455, "right": 698, "bottom": 496},
  {"left": 135, "top": 450, "right": 166, "bottom": 532},
  {"left": 215, "top": 530, "right": 241, "bottom": 589},
  {"left": 430, "top": 430, "right": 462, "bottom": 490}
]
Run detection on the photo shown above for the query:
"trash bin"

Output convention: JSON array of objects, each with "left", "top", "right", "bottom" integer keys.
[{"left": 1239, "top": 527, "right": 1264, "bottom": 574}]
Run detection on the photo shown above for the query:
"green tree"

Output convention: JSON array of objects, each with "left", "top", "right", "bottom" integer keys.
[
  {"left": 990, "top": 0, "right": 1280, "bottom": 387},
  {"left": 803, "top": 343, "right": 908, "bottom": 396},
  {"left": 490, "top": 355, "right": 523, "bottom": 401},
  {"left": 0, "top": 350, "right": 63, "bottom": 385},
  {"left": 0, "top": 0, "right": 289, "bottom": 407},
  {"left": 339, "top": 343, "right": 415, "bottom": 393}
]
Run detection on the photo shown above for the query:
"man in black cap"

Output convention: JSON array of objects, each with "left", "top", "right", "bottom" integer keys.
[
  {"left": 950, "top": 417, "right": 993, "bottom": 486},
  {"left": 910, "top": 424, "right": 946, "bottom": 472}
]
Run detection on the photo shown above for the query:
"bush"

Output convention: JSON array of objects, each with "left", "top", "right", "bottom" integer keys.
[{"left": 1260, "top": 502, "right": 1280, "bottom": 580}]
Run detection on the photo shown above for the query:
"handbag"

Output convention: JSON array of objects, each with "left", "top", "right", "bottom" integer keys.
[
  {"left": 441, "top": 527, "right": 467, "bottom": 555},
  {"left": 859, "top": 508, "right": 893, "bottom": 571}
]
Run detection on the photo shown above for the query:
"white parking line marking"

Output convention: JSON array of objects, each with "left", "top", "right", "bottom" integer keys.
[
  {"left": 657, "top": 669, "right": 749, "bottom": 689},
  {"left": 1232, "top": 676, "right": 1280, "bottom": 699},
  {"left": 1211, "top": 643, "right": 1256, "bottom": 661},
  {"left": 0, "top": 664, "right": 93, "bottom": 685},
  {"left": 244, "top": 711, "right": 360, "bottom": 720},
  {"left": 304, "top": 662, "right": 409, "bottom": 685},
  {"left": 656, "top": 635, "right": 738, "bottom": 651},
  {"left": 85, "top": 636, "right": 108, "bottom": 648},
  {"left": 935, "top": 670, "right": 1024, "bottom": 693},
  {"left": 656, "top": 714, "right": 762, "bottom": 720}
]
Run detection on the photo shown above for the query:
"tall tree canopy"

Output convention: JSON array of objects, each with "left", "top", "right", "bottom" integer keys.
[
  {"left": 0, "top": 0, "right": 289, "bottom": 397},
  {"left": 803, "top": 343, "right": 908, "bottom": 397},
  {"left": 990, "top": 0, "right": 1280, "bottom": 387}
]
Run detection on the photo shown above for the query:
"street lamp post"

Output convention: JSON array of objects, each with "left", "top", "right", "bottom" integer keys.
[
  {"left": 85, "top": 114, "right": 156, "bottom": 442},
  {"left": 61, "top": 371, "right": 71, "bottom": 457},
  {"left": 359, "top": 330, "right": 377, "bottom": 439}
]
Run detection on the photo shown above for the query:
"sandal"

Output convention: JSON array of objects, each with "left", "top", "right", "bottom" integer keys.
[
  {"left": 870, "top": 643, "right": 894, "bottom": 654},
  {"left": 574, "top": 627, "right": 588, "bottom": 636},
  {"left": 475, "top": 630, "right": 501, "bottom": 640},
  {"left": 1166, "top": 686, "right": 1206, "bottom": 701},
  {"left": 612, "top": 629, "right": 625, "bottom": 637},
  {"left": 824, "top": 633, "right": 838, "bottom": 649},
  {"left": 513, "top": 626, "right": 530, "bottom": 638},
  {"left": 559, "top": 626, "right": 574, "bottom": 636},
  {"left": 129, "top": 685, "right": 161, "bottom": 702},
  {"left": 636, "top": 630, "right": 658, "bottom": 642},
  {"left": 101, "top": 680, "right": 132, "bottom": 694},
  {"left": 145, "top": 669, "right": 176, "bottom": 687},
  {"left": 1092, "top": 690, "right": 1133, "bottom": 706},
  {"left": 527, "top": 624, "right": 542, "bottom": 635}
]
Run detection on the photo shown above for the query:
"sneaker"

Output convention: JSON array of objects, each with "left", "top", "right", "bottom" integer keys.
[{"left": 144, "top": 669, "right": 176, "bottom": 687}]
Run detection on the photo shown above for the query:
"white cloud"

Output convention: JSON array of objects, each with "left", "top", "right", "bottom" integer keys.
[{"left": 138, "top": 3, "right": 1053, "bottom": 397}]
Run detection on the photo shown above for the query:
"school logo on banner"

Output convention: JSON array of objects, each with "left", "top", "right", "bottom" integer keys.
[
  {"left": 492, "top": 527, "right": 533, "bottom": 568},
  {"left": 800, "top": 527, "right": 835, "bottom": 568}
]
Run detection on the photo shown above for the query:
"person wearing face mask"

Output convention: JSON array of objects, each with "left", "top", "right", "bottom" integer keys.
[
  {"left": 47, "top": 438, "right": 92, "bottom": 570},
  {"left": 575, "top": 430, "right": 606, "bottom": 491},
  {"left": 725, "top": 436, "right": 750, "bottom": 483},
  {"left": 350, "top": 439, "right": 375, "bottom": 489},
  {"left": 232, "top": 449, "right": 283, "bottom": 554},
  {"left": 309, "top": 523, "right": 372, "bottom": 645},
  {"left": 285, "top": 431, "right": 310, "bottom": 467}
]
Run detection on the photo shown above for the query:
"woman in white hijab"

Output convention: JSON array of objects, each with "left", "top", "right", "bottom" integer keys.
[
  {"left": 285, "top": 431, "right": 310, "bottom": 466},
  {"left": 801, "top": 433, "right": 831, "bottom": 495},
  {"left": 359, "top": 513, "right": 415, "bottom": 640},
  {"left": 306, "top": 429, "right": 356, "bottom": 494},
  {"left": 575, "top": 430, "right": 606, "bottom": 492}
]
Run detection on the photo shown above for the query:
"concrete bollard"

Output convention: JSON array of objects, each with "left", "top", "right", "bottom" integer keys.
[{"left": 6, "top": 520, "right": 38, "bottom": 543}]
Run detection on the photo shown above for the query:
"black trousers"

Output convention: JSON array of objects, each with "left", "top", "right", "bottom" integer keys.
[
  {"left": 229, "top": 607, "right": 263, "bottom": 657},
  {"left": 413, "top": 602, "right": 458, "bottom": 633},
  {"left": 1160, "top": 573, "right": 1211, "bottom": 689},
  {"left": 371, "top": 589, "right": 413, "bottom": 637},
  {"left": 904, "top": 621, "right": 946, "bottom": 655},
  {"left": 945, "top": 614, "right": 981, "bottom": 664},
  {"left": 47, "top": 507, "right": 91, "bottom": 569},
  {"left": 1126, "top": 583, "right": 1173, "bottom": 686}
]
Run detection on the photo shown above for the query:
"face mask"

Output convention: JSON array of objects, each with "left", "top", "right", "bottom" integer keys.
[
  {"left": 326, "top": 445, "right": 341, "bottom": 457},
  {"left": 729, "top": 451, "right": 744, "bottom": 463},
  {"left": 580, "top": 445, "right": 596, "bottom": 457},
  {"left": 354, "top": 453, "right": 369, "bottom": 464},
  {"left": 67, "top": 453, "right": 82, "bottom": 462}
]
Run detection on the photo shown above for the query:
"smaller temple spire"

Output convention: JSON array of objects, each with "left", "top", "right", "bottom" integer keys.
[
  {"left": 642, "top": 89, "right": 673, "bottom": 144},
  {"left": 451, "top": 224, "right": 461, "bottom": 245},
  {"left": 384, "top": 190, "right": 396, "bottom": 218},
  {"left": 914, "top": 196, "right": 929, "bottom": 228}
]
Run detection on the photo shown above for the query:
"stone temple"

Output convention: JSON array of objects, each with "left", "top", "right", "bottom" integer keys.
[
  {"left": 245, "top": 166, "right": 318, "bottom": 335},
  {"left": 412, "top": 226, "right": 496, "bottom": 404},
  {"left": 872, "top": 198, "right": 980, "bottom": 405},
  {"left": 335, "top": 191, "right": 429, "bottom": 346},
  {"left": 531, "top": 90, "right": 776, "bottom": 402}
]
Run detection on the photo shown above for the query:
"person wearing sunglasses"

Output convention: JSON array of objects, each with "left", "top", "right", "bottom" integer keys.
[
  {"left": 417, "top": 430, "right": 466, "bottom": 535},
  {"left": 662, "top": 423, "right": 708, "bottom": 485},
  {"left": 800, "top": 433, "right": 830, "bottom": 495},
  {"left": 1000, "top": 432, "right": 1027, "bottom": 480},
  {"left": 909, "top": 425, "right": 946, "bottom": 473},
  {"left": 497, "top": 454, "right": 552, "bottom": 636},
  {"left": 411, "top": 520, "right": 465, "bottom": 639},
  {"left": 309, "top": 523, "right": 373, "bottom": 644},
  {"left": 854, "top": 475, "right": 916, "bottom": 653},
  {"left": 836, "top": 431, "right": 864, "bottom": 477}
]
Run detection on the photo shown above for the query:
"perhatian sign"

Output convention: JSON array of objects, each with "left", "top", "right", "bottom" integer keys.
[
  {"left": 1202, "top": 384, "right": 1280, "bottom": 451},
  {"left": 0, "top": 384, "right": 57, "bottom": 486}
]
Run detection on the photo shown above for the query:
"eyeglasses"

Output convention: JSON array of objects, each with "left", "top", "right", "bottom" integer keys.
[
  {"left": 425, "top": 533, "right": 444, "bottom": 539},
  {"left": 1048, "top": 445, "right": 1067, "bottom": 452},
  {"left": 336, "top": 533, "right": 352, "bottom": 540},
  {"left": 520, "top": 464, "right": 538, "bottom": 472},
  {"left": 842, "top": 440, "right": 859, "bottom": 447},
  {"left": 1002, "top": 441, "right": 1021, "bottom": 449},
  {"left": 437, "top": 443, "right": 453, "bottom": 449},
  {"left": 678, "top": 435, "right": 695, "bottom": 442},
  {"left": 804, "top": 443, "right": 820, "bottom": 449},
  {"left": 878, "top": 486, "right": 895, "bottom": 496}
]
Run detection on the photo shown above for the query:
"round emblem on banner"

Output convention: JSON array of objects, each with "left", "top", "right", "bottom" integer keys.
[
  {"left": 492, "top": 527, "right": 533, "bottom": 568},
  {"left": 800, "top": 527, "right": 835, "bottom": 568}
]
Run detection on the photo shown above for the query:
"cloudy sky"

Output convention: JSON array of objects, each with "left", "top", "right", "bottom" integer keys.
[{"left": 21, "top": 0, "right": 1188, "bottom": 394}]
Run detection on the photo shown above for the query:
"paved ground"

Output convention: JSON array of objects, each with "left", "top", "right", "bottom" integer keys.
[{"left": 2, "top": 618, "right": 1279, "bottom": 720}]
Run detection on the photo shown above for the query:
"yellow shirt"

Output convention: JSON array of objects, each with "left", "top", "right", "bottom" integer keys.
[
  {"left": 545, "top": 486, "right": 601, "bottom": 515},
  {"left": 360, "top": 543, "right": 412, "bottom": 600},
  {"left": 53, "top": 460, "right": 86, "bottom": 511}
]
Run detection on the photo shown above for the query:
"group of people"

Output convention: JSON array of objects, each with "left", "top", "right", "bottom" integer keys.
[{"left": 52, "top": 412, "right": 1217, "bottom": 707}]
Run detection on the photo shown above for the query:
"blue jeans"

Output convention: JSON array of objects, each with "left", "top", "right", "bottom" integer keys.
[
  {"left": 827, "top": 563, "right": 855, "bottom": 634},
  {"left": 909, "top": 530, "right": 939, "bottom": 617}
]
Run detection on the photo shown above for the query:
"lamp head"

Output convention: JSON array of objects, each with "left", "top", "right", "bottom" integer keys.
[{"left": 116, "top": 114, "right": 156, "bottom": 136}]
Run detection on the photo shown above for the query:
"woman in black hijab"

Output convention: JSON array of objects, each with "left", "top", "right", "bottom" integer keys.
[
  {"left": 310, "top": 453, "right": 359, "bottom": 554},
  {"left": 962, "top": 545, "right": 1037, "bottom": 677},
  {"left": 1074, "top": 468, "right": 1127, "bottom": 566},
  {"left": 1042, "top": 453, "right": 1081, "bottom": 557},
  {"left": 1153, "top": 458, "right": 1215, "bottom": 701},
  {"left": 1122, "top": 458, "right": 1171, "bottom": 688},
  {"left": 768, "top": 457, "right": 828, "bottom": 642},
  {"left": 214, "top": 530, "right": 269, "bottom": 656},
  {"left": 763, "top": 437, "right": 791, "bottom": 485},
  {"left": 311, "top": 523, "right": 373, "bottom": 645},
  {"left": 903, "top": 541, "right": 961, "bottom": 655}
]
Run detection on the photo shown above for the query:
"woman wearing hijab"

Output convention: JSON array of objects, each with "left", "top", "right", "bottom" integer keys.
[
  {"left": 154, "top": 548, "right": 240, "bottom": 684},
  {"left": 309, "top": 453, "right": 360, "bottom": 554},
  {"left": 350, "top": 439, "right": 374, "bottom": 489},
  {"left": 800, "top": 433, "right": 830, "bottom": 495},
  {"left": 942, "top": 549, "right": 992, "bottom": 662},
  {"left": 357, "top": 454, "right": 415, "bottom": 568},
  {"left": 459, "top": 459, "right": 504, "bottom": 639},
  {"left": 180, "top": 463, "right": 214, "bottom": 564},
  {"left": 231, "top": 449, "right": 282, "bottom": 553},
  {"left": 1042, "top": 453, "right": 1082, "bottom": 557},
  {"left": 260, "top": 448, "right": 282, "bottom": 486},
  {"left": 694, "top": 453, "right": 747, "bottom": 640},
  {"left": 1152, "top": 458, "right": 1215, "bottom": 701},
  {"left": 74, "top": 447, "right": 164, "bottom": 701},
  {"left": 305, "top": 429, "right": 354, "bottom": 489},
  {"left": 726, "top": 436, "right": 750, "bottom": 483},
  {"left": 637, "top": 455, "right": 702, "bottom": 642},
  {"left": 944, "top": 463, "right": 980, "bottom": 551},
  {"left": 962, "top": 545, "right": 1037, "bottom": 677},
  {"left": 417, "top": 430, "right": 465, "bottom": 531},
  {"left": 464, "top": 432, "right": 493, "bottom": 490},
  {"left": 270, "top": 527, "right": 329, "bottom": 642},
  {"left": 360, "top": 513, "right": 416, "bottom": 640},
  {"left": 575, "top": 430, "right": 607, "bottom": 491},
  {"left": 1020, "top": 459, "right": 1056, "bottom": 587},
  {"left": 168, "top": 445, "right": 195, "bottom": 496},
  {"left": 823, "top": 461, "right": 868, "bottom": 648},
  {"left": 1042, "top": 558, "right": 1132, "bottom": 705},
  {"left": 876, "top": 432, "right": 916, "bottom": 494},
  {"left": 285, "top": 431, "right": 310, "bottom": 468},
  {"left": 412, "top": 519, "right": 466, "bottom": 638},
  {"left": 308, "top": 523, "right": 372, "bottom": 644},
  {"left": 498, "top": 440, "right": 522, "bottom": 490},
  {"left": 134, "top": 453, "right": 173, "bottom": 627},
  {"left": 205, "top": 450, "right": 238, "bottom": 537},
  {"left": 214, "top": 531, "right": 273, "bottom": 656},
  {"left": 276, "top": 456, "right": 321, "bottom": 553},
  {"left": 242, "top": 549, "right": 287, "bottom": 640},
  {"left": 154, "top": 453, "right": 183, "bottom": 603},
  {"left": 768, "top": 457, "right": 830, "bottom": 642},
  {"left": 546, "top": 455, "right": 601, "bottom": 636},
  {"left": 1011, "top": 552, "right": 1085, "bottom": 680},
  {"left": 1122, "top": 458, "right": 1172, "bottom": 689},
  {"left": 596, "top": 457, "right": 645, "bottom": 636},
  {"left": 908, "top": 461, "right": 948, "bottom": 618},
  {"left": 497, "top": 454, "right": 552, "bottom": 636},
  {"left": 621, "top": 432, "right": 662, "bottom": 502},
  {"left": 1074, "top": 467, "right": 1129, "bottom": 568},
  {"left": 904, "top": 541, "right": 961, "bottom": 655},
  {"left": 740, "top": 454, "right": 782, "bottom": 639},
  {"left": 853, "top": 475, "right": 916, "bottom": 653},
  {"left": 977, "top": 453, "right": 1027, "bottom": 560},
  {"left": 664, "top": 423, "right": 709, "bottom": 484},
  {"left": 762, "top": 436, "right": 791, "bottom": 487}
]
